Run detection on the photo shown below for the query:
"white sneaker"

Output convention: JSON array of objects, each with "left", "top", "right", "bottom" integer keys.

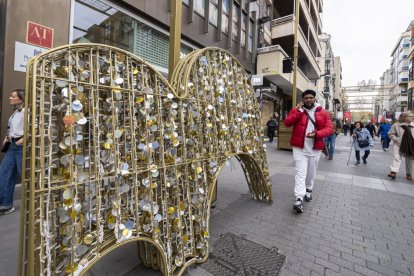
[{"left": 293, "top": 198, "right": 303, "bottom": 213}]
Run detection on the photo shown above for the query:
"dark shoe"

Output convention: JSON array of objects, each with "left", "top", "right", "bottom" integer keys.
[
  {"left": 293, "top": 198, "right": 304, "bottom": 213},
  {"left": 304, "top": 189, "right": 312, "bottom": 202},
  {"left": 407, "top": 174, "right": 413, "bottom": 181},
  {"left": 383, "top": 148, "right": 386, "bottom": 152},
  {"left": 210, "top": 202, "right": 216, "bottom": 209},
  {"left": 388, "top": 172, "right": 396, "bottom": 179},
  {"left": 362, "top": 158, "right": 367, "bottom": 164},
  {"left": 355, "top": 161, "right": 360, "bottom": 165},
  {"left": 0, "top": 207, "right": 15, "bottom": 215},
  {"left": 328, "top": 156, "right": 333, "bottom": 160}
]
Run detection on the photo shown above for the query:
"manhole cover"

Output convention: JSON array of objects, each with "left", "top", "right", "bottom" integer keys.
[{"left": 200, "top": 233, "right": 286, "bottom": 275}]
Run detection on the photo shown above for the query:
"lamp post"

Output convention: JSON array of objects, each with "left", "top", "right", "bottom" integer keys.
[
  {"left": 168, "top": 0, "right": 182, "bottom": 82},
  {"left": 292, "top": 0, "right": 300, "bottom": 109}
]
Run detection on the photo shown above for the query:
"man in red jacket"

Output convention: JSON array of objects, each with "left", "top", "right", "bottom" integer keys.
[{"left": 285, "top": 90, "right": 333, "bottom": 213}]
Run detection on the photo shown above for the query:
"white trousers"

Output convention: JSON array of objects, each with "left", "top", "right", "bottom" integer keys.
[
  {"left": 390, "top": 144, "right": 413, "bottom": 175},
  {"left": 293, "top": 149, "right": 321, "bottom": 199}
]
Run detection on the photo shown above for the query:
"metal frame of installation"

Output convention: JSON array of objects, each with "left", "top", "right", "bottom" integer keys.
[{"left": 18, "top": 43, "right": 272, "bottom": 276}]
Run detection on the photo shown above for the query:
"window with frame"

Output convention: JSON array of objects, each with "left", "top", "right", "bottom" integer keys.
[
  {"left": 194, "top": 0, "right": 206, "bottom": 17},
  {"left": 241, "top": 12, "right": 246, "bottom": 48},
  {"left": 209, "top": 0, "right": 218, "bottom": 27},
  {"left": 248, "top": 19, "right": 253, "bottom": 52},
  {"left": 232, "top": 3, "right": 239, "bottom": 42},
  {"left": 221, "top": 0, "right": 230, "bottom": 34}
]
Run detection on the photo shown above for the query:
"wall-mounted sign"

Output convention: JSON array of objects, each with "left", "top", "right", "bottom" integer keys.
[
  {"left": 14, "top": 41, "right": 47, "bottom": 72},
  {"left": 251, "top": 75, "right": 263, "bottom": 86},
  {"left": 26, "top": 21, "right": 54, "bottom": 48}
]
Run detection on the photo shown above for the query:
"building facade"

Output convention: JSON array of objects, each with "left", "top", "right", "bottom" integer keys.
[
  {"left": 389, "top": 29, "right": 411, "bottom": 112},
  {"left": 332, "top": 56, "right": 343, "bottom": 113},
  {"left": 1, "top": 0, "right": 269, "bottom": 141},
  {"left": 255, "top": 0, "right": 324, "bottom": 120},
  {"left": 408, "top": 20, "right": 414, "bottom": 110}
]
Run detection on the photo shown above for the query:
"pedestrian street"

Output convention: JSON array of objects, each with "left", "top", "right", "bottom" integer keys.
[{"left": 1, "top": 134, "right": 414, "bottom": 276}]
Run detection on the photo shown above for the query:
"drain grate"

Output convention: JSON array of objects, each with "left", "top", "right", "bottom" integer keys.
[{"left": 200, "top": 233, "right": 286, "bottom": 275}]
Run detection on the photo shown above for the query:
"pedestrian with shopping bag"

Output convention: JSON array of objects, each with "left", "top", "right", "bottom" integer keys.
[
  {"left": 352, "top": 121, "right": 374, "bottom": 165},
  {"left": 387, "top": 111, "right": 414, "bottom": 180}
]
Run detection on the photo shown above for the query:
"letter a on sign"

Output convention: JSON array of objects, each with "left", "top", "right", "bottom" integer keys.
[{"left": 26, "top": 21, "right": 54, "bottom": 49}]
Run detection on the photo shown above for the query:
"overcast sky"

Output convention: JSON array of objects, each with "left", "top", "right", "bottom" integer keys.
[{"left": 323, "top": 0, "right": 414, "bottom": 87}]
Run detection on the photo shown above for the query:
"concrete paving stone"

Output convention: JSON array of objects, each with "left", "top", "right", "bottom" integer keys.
[
  {"left": 299, "top": 259, "right": 325, "bottom": 275},
  {"left": 382, "top": 180, "right": 414, "bottom": 197},
  {"left": 366, "top": 260, "right": 398, "bottom": 276},
  {"left": 305, "top": 246, "right": 329, "bottom": 261},
  {"left": 314, "top": 257, "right": 340, "bottom": 272},
  {"left": 352, "top": 249, "right": 379, "bottom": 264},
  {"left": 353, "top": 264, "right": 384, "bottom": 276},
  {"left": 378, "top": 258, "right": 412, "bottom": 275},
  {"left": 324, "top": 269, "right": 341, "bottom": 276},
  {"left": 341, "top": 252, "right": 367, "bottom": 267},
  {"left": 339, "top": 267, "right": 365, "bottom": 276},
  {"left": 318, "top": 244, "right": 341, "bottom": 258},
  {"left": 328, "top": 254, "right": 355, "bottom": 270}
]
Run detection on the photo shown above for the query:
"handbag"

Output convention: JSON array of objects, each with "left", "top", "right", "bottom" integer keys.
[{"left": 357, "top": 134, "right": 369, "bottom": 148}]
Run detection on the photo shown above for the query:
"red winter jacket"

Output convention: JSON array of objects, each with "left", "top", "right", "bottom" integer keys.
[{"left": 284, "top": 106, "right": 333, "bottom": 150}]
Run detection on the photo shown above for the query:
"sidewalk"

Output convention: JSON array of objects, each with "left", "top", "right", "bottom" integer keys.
[{"left": 1, "top": 134, "right": 414, "bottom": 276}]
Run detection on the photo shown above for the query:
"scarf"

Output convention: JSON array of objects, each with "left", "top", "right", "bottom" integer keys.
[
  {"left": 15, "top": 103, "right": 24, "bottom": 112},
  {"left": 399, "top": 125, "right": 414, "bottom": 159}
]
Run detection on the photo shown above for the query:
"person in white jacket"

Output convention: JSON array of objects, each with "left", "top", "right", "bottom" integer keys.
[{"left": 387, "top": 111, "right": 414, "bottom": 180}]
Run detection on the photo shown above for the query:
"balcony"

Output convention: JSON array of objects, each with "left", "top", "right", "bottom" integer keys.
[
  {"left": 270, "top": 15, "right": 321, "bottom": 79},
  {"left": 256, "top": 45, "right": 318, "bottom": 96}
]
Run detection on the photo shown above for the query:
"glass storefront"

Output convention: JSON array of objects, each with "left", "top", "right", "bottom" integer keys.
[{"left": 72, "top": 0, "right": 195, "bottom": 73}]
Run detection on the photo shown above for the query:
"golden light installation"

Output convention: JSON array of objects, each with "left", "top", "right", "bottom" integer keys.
[{"left": 19, "top": 44, "right": 272, "bottom": 275}]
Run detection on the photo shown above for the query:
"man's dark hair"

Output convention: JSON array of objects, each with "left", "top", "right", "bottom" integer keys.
[
  {"left": 355, "top": 121, "right": 364, "bottom": 128},
  {"left": 302, "top": 89, "right": 316, "bottom": 98},
  {"left": 13, "top": 88, "right": 25, "bottom": 102}
]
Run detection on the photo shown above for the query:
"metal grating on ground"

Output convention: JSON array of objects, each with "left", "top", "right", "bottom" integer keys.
[{"left": 200, "top": 233, "right": 286, "bottom": 275}]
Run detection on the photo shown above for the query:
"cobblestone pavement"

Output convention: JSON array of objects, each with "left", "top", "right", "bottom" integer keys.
[{"left": 1, "top": 134, "right": 414, "bottom": 276}]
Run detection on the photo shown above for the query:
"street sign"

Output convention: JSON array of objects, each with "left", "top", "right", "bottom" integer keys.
[
  {"left": 26, "top": 21, "right": 54, "bottom": 48},
  {"left": 251, "top": 75, "right": 263, "bottom": 86},
  {"left": 14, "top": 41, "right": 47, "bottom": 72}
]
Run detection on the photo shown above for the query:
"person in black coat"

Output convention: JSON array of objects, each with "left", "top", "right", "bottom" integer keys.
[
  {"left": 266, "top": 116, "right": 278, "bottom": 143},
  {"left": 365, "top": 122, "right": 375, "bottom": 140}
]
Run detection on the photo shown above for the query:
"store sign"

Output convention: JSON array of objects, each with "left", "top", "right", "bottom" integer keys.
[
  {"left": 14, "top": 41, "right": 47, "bottom": 72},
  {"left": 251, "top": 75, "right": 263, "bottom": 86},
  {"left": 336, "top": 111, "right": 343, "bottom": 120},
  {"left": 26, "top": 21, "right": 54, "bottom": 48}
]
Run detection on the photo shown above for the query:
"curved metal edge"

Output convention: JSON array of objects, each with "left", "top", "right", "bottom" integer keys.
[
  {"left": 26, "top": 43, "right": 178, "bottom": 98},
  {"left": 79, "top": 237, "right": 168, "bottom": 276}
]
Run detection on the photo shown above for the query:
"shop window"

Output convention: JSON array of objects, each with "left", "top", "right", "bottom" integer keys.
[{"left": 209, "top": 0, "right": 218, "bottom": 27}]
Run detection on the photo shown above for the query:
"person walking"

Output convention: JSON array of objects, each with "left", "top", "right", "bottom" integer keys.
[
  {"left": 377, "top": 121, "right": 391, "bottom": 151},
  {"left": 324, "top": 111, "right": 341, "bottom": 160},
  {"left": 387, "top": 111, "right": 414, "bottom": 180},
  {"left": 349, "top": 122, "right": 356, "bottom": 139},
  {"left": 352, "top": 121, "right": 374, "bottom": 165},
  {"left": 365, "top": 122, "right": 376, "bottom": 140},
  {"left": 266, "top": 116, "right": 278, "bottom": 143},
  {"left": 343, "top": 122, "right": 349, "bottom": 136},
  {"left": 0, "top": 89, "right": 25, "bottom": 215},
  {"left": 284, "top": 90, "right": 333, "bottom": 213}
]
